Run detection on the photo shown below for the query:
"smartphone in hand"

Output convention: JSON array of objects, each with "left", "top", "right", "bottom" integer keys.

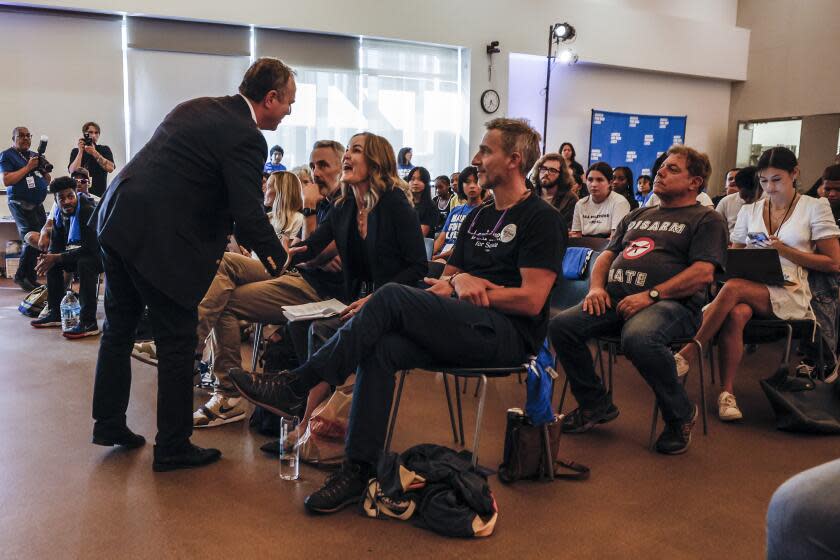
[{"left": 747, "top": 232, "right": 769, "bottom": 246}]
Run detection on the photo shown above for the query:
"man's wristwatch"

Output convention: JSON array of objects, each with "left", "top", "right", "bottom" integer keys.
[
  {"left": 301, "top": 207, "right": 317, "bottom": 217},
  {"left": 648, "top": 289, "right": 660, "bottom": 302}
]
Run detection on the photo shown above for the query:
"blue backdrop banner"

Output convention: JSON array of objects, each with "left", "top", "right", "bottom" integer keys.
[{"left": 588, "top": 109, "right": 687, "bottom": 195}]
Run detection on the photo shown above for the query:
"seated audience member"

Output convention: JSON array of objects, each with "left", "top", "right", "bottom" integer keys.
[
  {"left": 432, "top": 175, "right": 454, "bottom": 234},
  {"left": 551, "top": 145, "right": 727, "bottom": 454},
  {"left": 611, "top": 166, "right": 639, "bottom": 210},
  {"left": 267, "top": 171, "right": 305, "bottom": 242},
  {"left": 397, "top": 146, "right": 413, "bottom": 179},
  {"left": 560, "top": 141, "right": 585, "bottom": 188},
  {"left": 716, "top": 166, "right": 759, "bottom": 238},
  {"left": 35, "top": 168, "right": 93, "bottom": 252},
  {"left": 195, "top": 133, "right": 427, "bottom": 428},
  {"left": 805, "top": 152, "right": 840, "bottom": 198},
  {"left": 432, "top": 165, "right": 485, "bottom": 261},
  {"left": 676, "top": 147, "right": 840, "bottom": 422},
  {"left": 448, "top": 170, "right": 463, "bottom": 212},
  {"left": 68, "top": 121, "right": 115, "bottom": 197},
  {"left": 570, "top": 162, "right": 631, "bottom": 238},
  {"left": 532, "top": 152, "right": 577, "bottom": 228},
  {"left": 1, "top": 126, "right": 51, "bottom": 291},
  {"left": 191, "top": 140, "right": 347, "bottom": 427},
  {"left": 261, "top": 172, "right": 271, "bottom": 212},
  {"left": 406, "top": 166, "right": 439, "bottom": 238},
  {"left": 712, "top": 167, "right": 739, "bottom": 206},
  {"left": 636, "top": 174, "right": 653, "bottom": 206},
  {"left": 819, "top": 164, "right": 840, "bottom": 227},
  {"left": 31, "top": 177, "right": 103, "bottom": 338},
  {"left": 766, "top": 458, "right": 840, "bottom": 560},
  {"left": 291, "top": 165, "right": 314, "bottom": 190},
  {"left": 230, "top": 118, "right": 565, "bottom": 513},
  {"left": 264, "top": 145, "right": 286, "bottom": 173}
]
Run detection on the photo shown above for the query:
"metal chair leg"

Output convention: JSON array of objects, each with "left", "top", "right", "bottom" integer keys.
[
  {"left": 648, "top": 399, "right": 659, "bottom": 451},
  {"left": 608, "top": 343, "right": 615, "bottom": 394},
  {"left": 251, "top": 323, "right": 264, "bottom": 371},
  {"left": 454, "top": 375, "right": 465, "bottom": 445},
  {"left": 470, "top": 374, "right": 489, "bottom": 467},
  {"left": 708, "top": 343, "right": 717, "bottom": 386},
  {"left": 558, "top": 376, "right": 569, "bottom": 414},
  {"left": 384, "top": 370, "right": 408, "bottom": 452},
  {"left": 441, "top": 373, "right": 459, "bottom": 443},
  {"left": 473, "top": 377, "right": 482, "bottom": 397},
  {"left": 691, "top": 340, "right": 708, "bottom": 436}
]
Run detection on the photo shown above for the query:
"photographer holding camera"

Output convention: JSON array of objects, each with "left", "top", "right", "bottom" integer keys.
[
  {"left": 0, "top": 126, "right": 52, "bottom": 291},
  {"left": 68, "top": 121, "right": 114, "bottom": 197}
]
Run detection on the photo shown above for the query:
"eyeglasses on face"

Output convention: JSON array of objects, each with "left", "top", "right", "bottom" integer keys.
[
  {"left": 74, "top": 178, "right": 90, "bottom": 184},
  {"left": 538, "top": 166, "right": 561, "bottom": 175}
]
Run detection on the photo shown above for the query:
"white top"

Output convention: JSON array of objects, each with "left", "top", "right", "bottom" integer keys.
[
  {"left": 732, "top": 196, "right": 839, "bottom": 318},
  {"left": 269, "top": 211, "right": 304, "bottom": 240},
  {"left": 645, "top": 192, "right": 714, "bottom": 208},
  {"left": 571, "top": 190, "right": 631, "bottom": 236},
  {"left": 715, "top": 192, "right": 747, "bottom": 236}
]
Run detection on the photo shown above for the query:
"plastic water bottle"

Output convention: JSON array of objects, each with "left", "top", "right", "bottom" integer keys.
[
  {"left": 60, "top": 291, "right": 81, "bottom": 332},
  {"left": 278, "top": 416, "right": 301, "bottom": 481}
]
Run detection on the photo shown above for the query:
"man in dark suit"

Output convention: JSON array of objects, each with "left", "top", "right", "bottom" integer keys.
[
  {"left": 31, "top": 176, "right": 102, "bottom": 337},
  {"left": 91, "top": 58, "right": 295, "bottom": 472}
]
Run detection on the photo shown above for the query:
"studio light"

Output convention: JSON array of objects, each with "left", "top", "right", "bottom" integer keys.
[
  {"left": 558, "top": 49, "right": 579, "bottom": 65},
  {"left": 542, "top": 21, "right": 579, "bottom": 153},
  {"left": 551, "top": 22, "right": 576, "bottom": 42}
]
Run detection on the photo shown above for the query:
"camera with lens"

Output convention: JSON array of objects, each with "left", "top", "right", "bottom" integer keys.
[
  {"left": 83, "top": 132, "right": 93, "bottom": 147},
  {"left": 35, "top": 136, "right": 54, "bottom": 175}
]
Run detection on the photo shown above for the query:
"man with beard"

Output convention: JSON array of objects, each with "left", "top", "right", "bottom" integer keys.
[
  {"left": 190, "top": 140, "right": 346, "bottom": 428},
  {"left": 531, "top": 152, "right": 577, "bottom": 228},
  {"left": 31, "top": 176, "right": 102, "bottom": 337}
]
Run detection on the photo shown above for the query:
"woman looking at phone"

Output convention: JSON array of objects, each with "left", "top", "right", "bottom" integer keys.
[{"left": 675, "top": 147, "right": 840, "bottom": 421}]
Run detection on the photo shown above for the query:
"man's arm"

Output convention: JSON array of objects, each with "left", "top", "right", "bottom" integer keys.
[
  {"left": 68, "top": 145, "right": 83, "bottom": 174},
  {"left": 1, "top": 157, "right": 38, "bottom": 187},
  {"left": 88, "top": 145, "right": 115, "bottom": 173},
  {"left": 484, "top": 268, "right": 557, "bottom": 316},
  {"left": 300, "top": 182, "right": 323, "bottom": 239},
  {"left": 614, "top": 261, "right": 715, "bottom": 319}
]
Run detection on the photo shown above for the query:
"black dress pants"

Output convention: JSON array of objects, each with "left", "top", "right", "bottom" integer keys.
[
  {"left": 92, "top": 245, "right": 197, "bottom": 449},
  {"left": 8, "top": 200, "right": 46, "bottom": 283},
  {"left": 292, "top": 283, "right": 530, "bottom": 466},
  {"left": 46, "top": 255, "right": 102, "bottom": 324}
]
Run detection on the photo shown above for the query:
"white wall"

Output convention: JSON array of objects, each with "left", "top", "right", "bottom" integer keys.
[
  {"left": 508, "top": 53, "right": 733, "bottom": 193},
  {"left": 17, "top": 0, "right": 748, "bottom": 161}
]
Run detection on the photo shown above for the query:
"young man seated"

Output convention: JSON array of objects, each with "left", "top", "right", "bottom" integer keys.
[
  {"left": 230, "top": 118, "right": 566, "bottom": 513},
  {"left": 31, "top": 176, "right": 103, "bottom": 338},
  {"left": 549, "top": 145, "right": 727, "bottom": 455}
]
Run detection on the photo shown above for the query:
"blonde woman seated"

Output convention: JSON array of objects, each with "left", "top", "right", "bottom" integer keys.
[{"left": 676, "top": 147, "right": 840, "bottom": 421}]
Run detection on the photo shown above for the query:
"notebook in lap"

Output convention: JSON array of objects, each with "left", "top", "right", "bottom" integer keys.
[{"left": 726, "top": 248, "right": 794, "bottom": 286}]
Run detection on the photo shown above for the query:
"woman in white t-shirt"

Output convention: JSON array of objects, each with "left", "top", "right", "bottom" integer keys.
[
  {"left": 676, "top": 148, "right": 840, "bottom": 421},
  {"left": 570, "top": 162, "right": 631, "bottom": 238}
]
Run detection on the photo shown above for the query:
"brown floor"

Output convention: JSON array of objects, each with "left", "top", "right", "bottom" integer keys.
[{"left": 0, "top": 278, "right": 837, "bottom": 559}]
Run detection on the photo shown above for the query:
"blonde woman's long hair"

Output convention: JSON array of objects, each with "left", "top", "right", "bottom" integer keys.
[
  {"left": 267, "top": 171, "right": 304, "bottom": 236},
  {"left": 336, "top": 132, "right": 411, "bottom": 210}
]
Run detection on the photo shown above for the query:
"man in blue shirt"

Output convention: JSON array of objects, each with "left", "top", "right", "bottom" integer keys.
[
  {"left": 263, "top": 144, "right": 286, "bottom": 173},
  {"left": 0, "top": 126, "right": 51, "bottom": 291}
]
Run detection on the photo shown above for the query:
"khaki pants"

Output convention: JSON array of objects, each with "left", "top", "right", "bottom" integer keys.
[{"left": 196, "top": 253, "right": 320, "bottom": 394}]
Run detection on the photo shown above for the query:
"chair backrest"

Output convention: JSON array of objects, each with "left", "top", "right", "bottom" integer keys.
[
  {"left": 550, "top": 250, "right": 600, "bottom": 315},
  {"left": 423, "top": 238, "right": 435, "bottom": 260},
  {"left": 570, "top": 236, "right": 610, "bottom": 251}
]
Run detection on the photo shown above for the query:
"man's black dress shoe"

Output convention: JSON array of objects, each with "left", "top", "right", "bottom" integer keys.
[
  {"left": 153, "top": 443, "right": 221, "bottom": 472},
  {"left": 92, "top": 425, "right": 146, "bottom": 448}
]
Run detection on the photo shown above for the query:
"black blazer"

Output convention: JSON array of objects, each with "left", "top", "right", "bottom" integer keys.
[
  {"left": 96, "top": 95, "right": 285, "bottom": 307},
  {"left": 50, "top": 195, "right": 100, "bottom": 266},
  {"left": 292, "top": 188, "right": 427, "bottom": 300}
]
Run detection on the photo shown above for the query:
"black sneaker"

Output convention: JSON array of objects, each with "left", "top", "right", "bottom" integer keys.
[
  {"left": 92, "top": 424, "right": 146, "bottom": 448},
  {"left": 31, "top": 313, "right": 62, "bottom": 328},
  {"left": 561, "top": 403, "right": 620, "bottom": 433},
  {"left": 63, "top": 321, "right": 100, "bottom": 339},
  {"left": 655, "top": 405, "right": 698, "bottom": 455},
  {"left": 304, "top": 461, "right": 371, "bottom": 514},
  {"left": 228, "top": 369, "right": 306, "bottom": 419},
  {"left": 153, "top": 443, "right": 222, "bottom": 472}
]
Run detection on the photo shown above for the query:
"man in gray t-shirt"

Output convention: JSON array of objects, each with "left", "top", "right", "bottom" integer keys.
[{"left": 550, "top": 145, "right": 728, "bottom": 455}]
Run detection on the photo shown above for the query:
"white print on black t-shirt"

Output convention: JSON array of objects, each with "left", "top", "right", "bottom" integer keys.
[
  {"left": 623, "top": 237, "right": 655, "bottom": 259},
  {"left": 608, "top": 268, "right": 648, "bottom": 286},
  {"left": 500, "top": 224, "right": 517, "bottom": 243},
  {"left": 626, "top": 219, "right": 686, "bottom": 234}
]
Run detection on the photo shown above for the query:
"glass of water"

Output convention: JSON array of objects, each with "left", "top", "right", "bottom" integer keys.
[{"left": 278, "top": 416, "right": 301, "bottom": 481}]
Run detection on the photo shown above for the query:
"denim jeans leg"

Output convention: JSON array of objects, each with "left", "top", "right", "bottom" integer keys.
[
  {"left": 620, "top": 300, "right": 699, "bottom": 424},
  {"left": 549, "top": 303, "right": 624, "bottom": 410}
]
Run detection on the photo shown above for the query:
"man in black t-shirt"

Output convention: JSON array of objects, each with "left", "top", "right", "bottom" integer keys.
[
  {"left": 230, "top": 118, "right": 565, "bottom": 513},
  {"left": 68, "top": 121, "right": 114, "bottom": 197},
  {"left": 550, "top": 145, "right": 727, "bottom": 455}
]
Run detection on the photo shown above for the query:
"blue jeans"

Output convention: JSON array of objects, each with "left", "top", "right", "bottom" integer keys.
[
  {"left": 7, "top": 200, "right": 46, "bottom": 282},
  {"left": 293, "top": 283, "right": 529, "bottom": 466},
  {"left": 767, "top": 458, "right": 840, "bottom": 559},
  {"left": 549, "top": 300, "right": 699, "bottom": 424}
]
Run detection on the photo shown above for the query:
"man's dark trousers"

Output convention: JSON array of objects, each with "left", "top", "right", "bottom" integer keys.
[
  {"left": 46, "top": 256, "right": 102, "bottom": 324},
  {"left": 549, "top": 300, "right": 699, "bottom": 424},
  {"left": 92, "top": 245, "right": 197, "bottom": 449},
  {"left": 8, "top": 201, "right": 46, "bottom": 283},
  {"left": 293, "top": 283, "right": 530, "bottom": 466}
]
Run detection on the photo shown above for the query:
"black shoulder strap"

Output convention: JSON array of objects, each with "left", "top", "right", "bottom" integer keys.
[{"left": 553, "top": 458, "right": 590, "bottom": 480}]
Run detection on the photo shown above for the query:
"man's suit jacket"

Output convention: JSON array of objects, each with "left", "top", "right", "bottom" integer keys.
[
  {"left": 96, "top": 95, "right": 285, "bottom": 307},
  {"left": 50, "top": 195, "right": 100, "bottom": 267},
  {"left": 292, "top": 188, "right": 427, "bottom": 300}
]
